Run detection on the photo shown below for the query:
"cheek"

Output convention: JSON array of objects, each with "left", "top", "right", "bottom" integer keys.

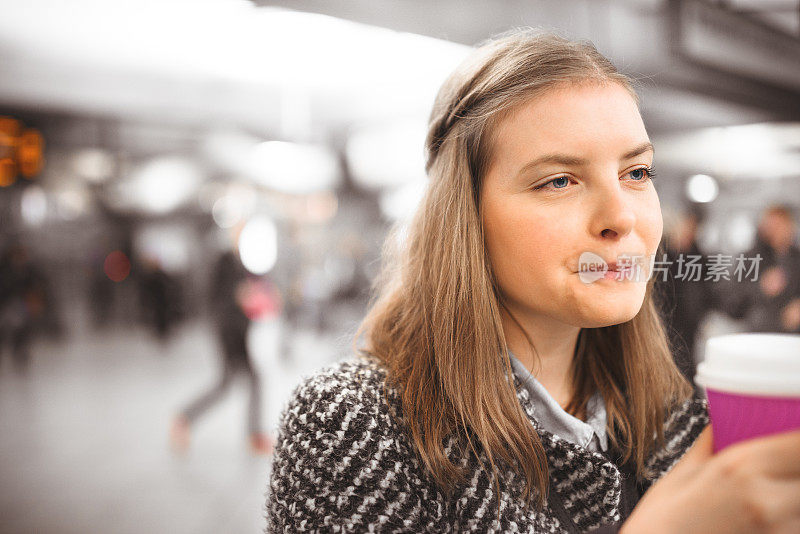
[
  {"left": 483, "top": 197, "right": 569, "bottom": 295},
  {"left": 639, "top": 193, "right": 663, "bottom": 252},
  {"left": 487, "top": 210, "right": 548, "bottom": 259}
]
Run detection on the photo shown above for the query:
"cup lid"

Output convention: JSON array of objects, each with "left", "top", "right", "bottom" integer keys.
[{"left": 695, "top": 333, "right": 800, "bottom": 396}]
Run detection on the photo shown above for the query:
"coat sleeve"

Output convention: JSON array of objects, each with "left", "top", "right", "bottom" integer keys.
[
  {"left": 265, "top": 366, "right": 433, "bottom": 533},
  {"left": 640, "top": 395, "right": 710, "bottom": 493}
]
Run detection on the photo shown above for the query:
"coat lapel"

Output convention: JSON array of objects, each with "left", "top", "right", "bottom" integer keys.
[{"left": 513, "top": 376, "right": 623, "bottom": 532}]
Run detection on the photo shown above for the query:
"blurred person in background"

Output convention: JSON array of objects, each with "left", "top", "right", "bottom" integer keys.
[
  {"left": 88, "top": 236, "right": 125, "bottom": 329},
  {"left": 658, "top": 206, "right": 717, "bottom": 390},
  {"left": 89, "top": 256, "right": 115, "bottom": 328},
  {"left": 723, "top": 204, "right": 800, "bottom": 333},
  {"left": 138, "top": 256, "right": 178, "bottom": 342},
  {"left": 0, "top": 241, "right": 49, "bottom": 373},
  {"left": 170, "top": 242, "right": 274, "bottom": 455}
]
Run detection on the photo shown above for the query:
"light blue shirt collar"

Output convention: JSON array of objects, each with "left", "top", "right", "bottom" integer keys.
[{"left": 509, "top": 351, "right": 608, "bottom": 452}]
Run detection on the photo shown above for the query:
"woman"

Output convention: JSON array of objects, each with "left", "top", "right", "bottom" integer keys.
[{"left": 266, "top": 30, "right": 800, "bottom": 533}]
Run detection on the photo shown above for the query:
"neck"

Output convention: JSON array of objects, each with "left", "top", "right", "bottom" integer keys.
[{"left": 500, "top": 302, "right": 581, "bottom": 409}]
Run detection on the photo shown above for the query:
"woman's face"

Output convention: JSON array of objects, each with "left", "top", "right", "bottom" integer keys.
[{"left": 481, "top": 82, "right": 662, "bottom": 328}]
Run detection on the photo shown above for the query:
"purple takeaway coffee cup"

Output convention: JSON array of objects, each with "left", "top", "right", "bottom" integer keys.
[{"left": 695, "top": 333, "right": 800, "bottom": 453}]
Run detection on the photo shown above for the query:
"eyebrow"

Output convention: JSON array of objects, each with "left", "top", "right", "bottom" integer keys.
[{"left": 515, "top": 141, "right": 655, "bottom": 179}]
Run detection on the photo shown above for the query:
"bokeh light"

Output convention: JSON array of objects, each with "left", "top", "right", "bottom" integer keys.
[
  {"left": 21, "top": 185, "right": 48, "bottom": 226},
  {"left": 72, "top": 148, "right": 115, "bottom": 183},
  {"left": 248, "top": 141, "right": 340, "bottom": 195},
  {"left": 686, "top": 174, "right": 719, "bottom": 203},
  {"left": 238, "top": 215, "right": 278, "bottom": 275},
  {"left": 103, "top": 251, "right": 131, "bottom": 282},
  {"left": 109, "top": 157, "right": 202, "bottom": 215},
  {"left": 346, "top": 118, "right": 428, "bottom": 190}
]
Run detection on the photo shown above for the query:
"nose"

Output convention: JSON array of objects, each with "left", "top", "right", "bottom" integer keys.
[{"left": 590, "top": 182, "right": 636, "bottom": 240}]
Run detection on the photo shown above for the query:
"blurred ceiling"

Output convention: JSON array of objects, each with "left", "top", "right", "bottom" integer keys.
[
  {"left": 253, "top": 0, "right": 800, "bottom": 132},
  {"left": 0, "top": 0, "right": 469, "bottom": 141},
  {"left": 1, "top": 0, "right": 799, "bottom": 141}
]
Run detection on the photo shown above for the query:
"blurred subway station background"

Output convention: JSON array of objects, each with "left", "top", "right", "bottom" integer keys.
[{"left": 1, "top": 0, "right": 800, "bottom": 532}]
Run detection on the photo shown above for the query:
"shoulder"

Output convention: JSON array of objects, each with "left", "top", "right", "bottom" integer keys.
[
  {"left": 272, "top": 353, "right": 403, "bottom": 463},
  {"left": 643, "top": 394, "right": 709, "bottom": 484},
  {"left": 283, "top": 354, "right": 394, "bottom": 412},
  {"left": 273, "top": 355, "right": 404, "bottom": 453},
  {"left": 266, "top": 355, "right": 438, "bottom": 533},
  {"left": 275, "top": 355, "right": 406, "bottom": 441}
]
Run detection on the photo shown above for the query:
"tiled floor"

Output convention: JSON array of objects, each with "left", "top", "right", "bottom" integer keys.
[{"left": 0, "top": 311, "right": 351, "bottom": 534}]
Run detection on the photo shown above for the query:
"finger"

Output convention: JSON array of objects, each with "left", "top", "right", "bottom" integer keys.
[
  {"left": 755, "top": 478, "right": 800, "bottom": 529},
  {"left": 686, "top": 425, "right": 713, "bottom": 459},
  {"left": 726, "top": 429, "right": 800, "bottom": 477}
]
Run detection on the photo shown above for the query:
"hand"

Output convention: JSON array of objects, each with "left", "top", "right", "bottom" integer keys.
[{"left": 622, "top": 426, "right": 800, "bottom": 534}]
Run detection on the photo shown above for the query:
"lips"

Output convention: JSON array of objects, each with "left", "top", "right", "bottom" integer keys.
[
  {"left": 576, "top": 251, "right": 653, "bottom": 284},
  {"left": 573, "top": 255, "right": 646, "bottom": 273},
  {"left": 606, "top": 262, "right": 630, "bottom": 272}
]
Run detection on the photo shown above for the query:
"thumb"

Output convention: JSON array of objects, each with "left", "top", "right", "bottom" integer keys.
[{"left": 687, "top": 425, "right": 713, "bottom": 457}]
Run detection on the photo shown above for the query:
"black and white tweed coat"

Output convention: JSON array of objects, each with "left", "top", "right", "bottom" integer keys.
[{"left": 266, "top": 355, "right": 709, "bottom": 533}]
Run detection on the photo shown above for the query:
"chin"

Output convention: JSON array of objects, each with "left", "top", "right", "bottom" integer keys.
[{"left": 578, "top": 300, "right": 643, "bottom": 328}]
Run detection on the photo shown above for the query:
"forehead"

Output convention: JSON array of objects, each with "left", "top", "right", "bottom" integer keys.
[{"left": 487, "top": 82, "right": 648, "bottom": 166}]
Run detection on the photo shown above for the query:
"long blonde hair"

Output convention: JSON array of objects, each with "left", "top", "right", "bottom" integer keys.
[{"left": 355, "top": 29, "right": 691, "bottom": 509}]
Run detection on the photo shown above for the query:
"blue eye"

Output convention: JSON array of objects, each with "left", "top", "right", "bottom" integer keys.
[
  {"left": 627, "top": 167, "right": 655, "bottom": 181},
  {"left": 533, "top": 167, "right": 656, "bottom": 192},
  {"left": 534, "top": 176, "right": 571, "bottom": 190}
]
